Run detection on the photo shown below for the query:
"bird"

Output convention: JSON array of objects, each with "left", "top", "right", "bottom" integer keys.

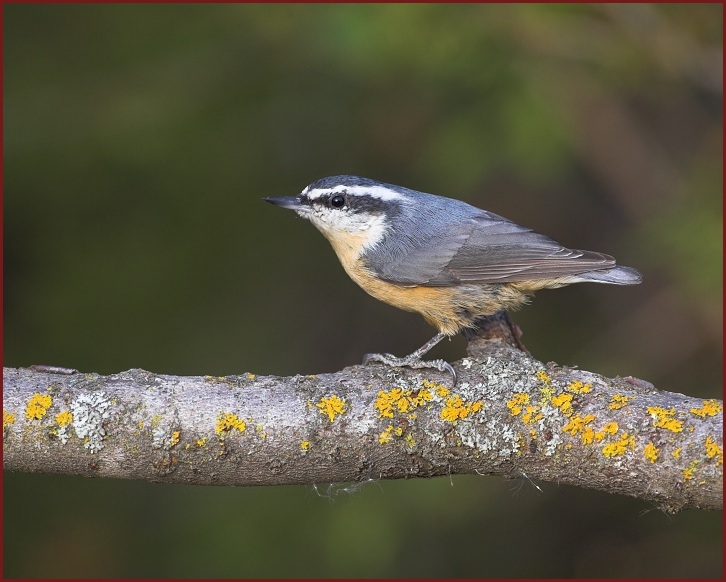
[{"left": 265, "top": 175, "right": 642, "bottom": 383}]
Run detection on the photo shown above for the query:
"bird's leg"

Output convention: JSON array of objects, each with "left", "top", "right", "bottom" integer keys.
[{"left": 362, "top": 332, "right": 457, "bottom": 384}]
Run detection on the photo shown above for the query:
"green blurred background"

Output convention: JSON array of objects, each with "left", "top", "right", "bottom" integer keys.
[{"left": 3, "top": 3, "right": 722, "bottom": 578}]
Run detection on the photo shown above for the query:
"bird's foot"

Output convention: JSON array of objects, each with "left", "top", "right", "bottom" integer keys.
[{"left": 362, "top": 352, "right": 457, "bottom": 385}]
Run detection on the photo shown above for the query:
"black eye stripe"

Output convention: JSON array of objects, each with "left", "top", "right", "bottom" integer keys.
[{"left": 309, "top": 191, "right": 398, "bottom": 215}]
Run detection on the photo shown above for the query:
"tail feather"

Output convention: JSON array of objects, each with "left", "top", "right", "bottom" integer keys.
[{"left": 575, "top": 266, "right": 643, "bottom": 285}]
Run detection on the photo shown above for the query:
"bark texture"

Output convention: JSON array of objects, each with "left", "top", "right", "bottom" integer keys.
[{"left": 3, "top": 316, "right": 722, "bottom": 513}]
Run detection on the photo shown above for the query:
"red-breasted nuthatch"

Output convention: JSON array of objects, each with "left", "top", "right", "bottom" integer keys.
[{"left": 265, "top": 175, "right": 642, "bottom": 382}]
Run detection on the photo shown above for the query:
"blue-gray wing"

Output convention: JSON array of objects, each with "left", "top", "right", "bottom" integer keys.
[{"left": 367, "top": 208, "right": 626, "bottom": 286}]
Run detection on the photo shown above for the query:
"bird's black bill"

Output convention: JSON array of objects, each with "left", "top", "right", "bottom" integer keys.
[{"left": 264, "top": 196, "right": 303, "bottom": 210}]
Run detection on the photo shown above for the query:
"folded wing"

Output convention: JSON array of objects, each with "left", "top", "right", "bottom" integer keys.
[{"left": 368, "top": 208, "right": 639, "bottom": 286}]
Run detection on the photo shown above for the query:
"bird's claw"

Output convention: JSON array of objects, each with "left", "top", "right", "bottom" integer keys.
[{"left": 362, "top": 352, "right": 457, "bottom": 385}]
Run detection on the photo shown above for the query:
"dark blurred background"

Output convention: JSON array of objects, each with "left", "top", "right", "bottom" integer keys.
[{"left": 3, "top": 3, "right": 722, "bottom": 578}]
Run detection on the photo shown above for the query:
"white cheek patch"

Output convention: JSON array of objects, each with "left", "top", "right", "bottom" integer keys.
[
  {"left": 306, "top": 208, "right": 388, "bottom": 251},
  {"left": 358, "top": 213, "right": 388, "bottom": 250}
]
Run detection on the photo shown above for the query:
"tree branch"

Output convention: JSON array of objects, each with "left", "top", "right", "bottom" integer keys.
[{"left": 3, "top": 316, "right": 722, "bottom": 513}]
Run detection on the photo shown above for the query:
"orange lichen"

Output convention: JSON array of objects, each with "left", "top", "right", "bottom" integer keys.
[
  {"left": 683, "top": 461, "right": 698, "bottom": 481},
  {"left": 602, "top": 432, "right": 635, "bottom": 457},
  {"left": 552, "top": 393, "right": 573, "bottom": 416},
  {"left": 644, "top": 442, "right": 659, "bottom": 463},
  {"left": 690, "top": 400, "right": 722, "bottom": 418},
  {"left": 536, "top": 370, "right": 552, "bottom": 384},
  {"left": 705, "top": 436, "right": 723, "bottom": 466},
  {"left": 374, "top": 385, "right": 436, "bottom": 419},
  {"left": 609, "top": 394, "right": 631, "bottom": 410},
  {"left": 422, "top": 379, "right": 451, "bottom": 398},
  {"left": 441, "top": 395, "right": 483, "bottom": 423},
  {"left": 396, "top": 395, "right": 413, "bottom": 413},
  {"left": 647, "top": 406, "right": 683, "bottom": 433},
  {"left": 562, "top": 414, "right": 595, "bottom": 436},
  {"left": 3, "top": 411, "right": 17, "bottom": 429},
  {"left": 566, "top": 380, "right": 592, "bottom": 394},
  {"left": 55, "top": 410, "right": 73, "bottom": 427},
  {"left": 671, "top": 448, "right": 682, "bottom": 459},
  {"left": 215, "top": 412, "right": 247, "bottom": 437},
  {"left": 601, "top": 421, "right": 619, "bottom": 435},
  {"left": 25, "top": 393, "right": 52, "bottom": 420},
  {"left": 378, "top": 424, "right": 404, "bottom": 444},
  {"left": 300, "top": 440, "right": 311, "bottom": 452},
  {"left": 374, "top": 390, "right": 399, "bottom": 419},
  {"left": 521, "top": 404, "right": 543, "bottom": 425},
  {"left": 410, "top": 390, "right": 435, "bottom": 407},
  {"left": 507, "top": 393, "right": 529, "bottom": 416},
  {"left": 170, "top": 431, "right": 180, "bottom": 447},
  {"left": 316, "top": 395, "right": 346, "bottom": 422},
  {"left": 581, "top": 427, "right": 596, "bottom": 445},
  {"left": 583, "top": 421, "right": 619, "bottom": 446}
]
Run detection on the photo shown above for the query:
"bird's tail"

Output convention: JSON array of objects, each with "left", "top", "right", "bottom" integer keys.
[{"left": 575, "top": 265, "right": 643, "bottom": 285}]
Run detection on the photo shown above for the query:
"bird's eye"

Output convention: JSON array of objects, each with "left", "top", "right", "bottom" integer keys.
[{"left": 330, "top": 194, "right": 346, "bottom": 208}]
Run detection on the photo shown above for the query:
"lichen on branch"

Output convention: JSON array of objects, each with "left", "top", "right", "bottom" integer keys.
[{"left": 2, "top": 329, "right": 721, "bottom": 513}]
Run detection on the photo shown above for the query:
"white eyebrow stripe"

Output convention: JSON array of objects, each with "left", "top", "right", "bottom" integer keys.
[{"left": 304, "top": 185, "right": 406, "bottom": 202}]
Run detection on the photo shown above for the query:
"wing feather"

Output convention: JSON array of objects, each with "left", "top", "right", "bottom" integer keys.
[{"left": 367, "top": 206, "right": 617, "bottom": 286}]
